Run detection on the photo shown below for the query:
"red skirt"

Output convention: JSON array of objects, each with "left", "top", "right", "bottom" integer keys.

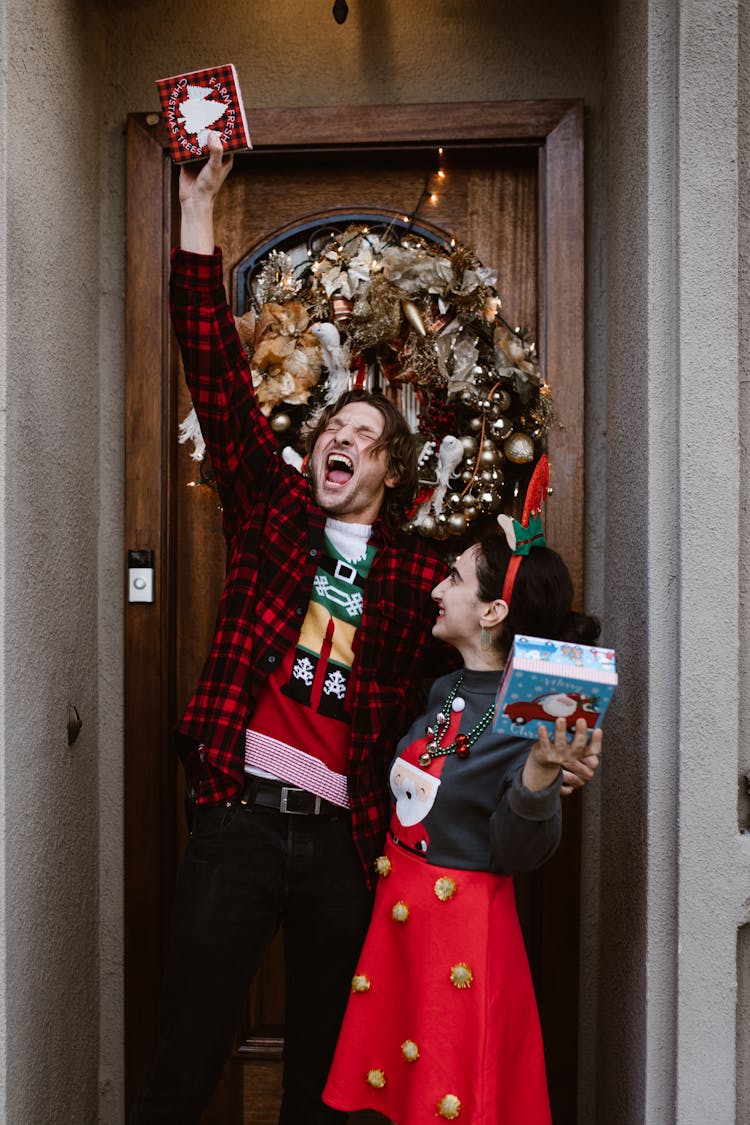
[{"left": 323, "top": 838, "right": 552, "bottom": 1124}]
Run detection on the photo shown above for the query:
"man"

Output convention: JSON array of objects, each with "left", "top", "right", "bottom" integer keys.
[{"left": 131, "top": 133, "right": 598, "bottom": 1124}]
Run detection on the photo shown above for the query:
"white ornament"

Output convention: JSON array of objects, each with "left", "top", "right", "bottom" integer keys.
[
  {"left": 310, "top": 322, "right": 352, "bottom": 405},
  {"left": 431, "top": 434, "right": 464, "bottom": 517},
  {"left": 177, "top": 408, "right": 206, "bottom": 462},
  {"left": 281, "top": 445, "right": 304, "bottom": 472}
]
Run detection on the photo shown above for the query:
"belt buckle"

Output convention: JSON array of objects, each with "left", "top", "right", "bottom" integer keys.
[{"left": 279, "top": 786, "right": 321, "bottom": 815}]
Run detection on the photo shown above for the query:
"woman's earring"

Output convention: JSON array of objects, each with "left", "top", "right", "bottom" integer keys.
[{"left": 480, "top": 626, "right": 492, "bottom": 652}]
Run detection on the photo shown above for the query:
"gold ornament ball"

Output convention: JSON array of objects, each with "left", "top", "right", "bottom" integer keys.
[
  {"left": 490, "top": 416, "right": 513, "bottom": 441},
  {"left": 460, "top": 435, "right": 478, "bottom": 457},
  {"left": 270, "top": 412, "right": 292, "bottom": 433},
  {"left": 460, "top": 469, "right": 475, "bottom": 484},
  {"left": 447, "top": 492, "right": 463, "bottom": 510},
  {"left": 460, "top": 388, "right": 477, "bottom": 407},
  {"left": 478, "top": 446, "right": 498, "bottom": 469},
  {"left": 392, "top": 901, "right": 410, "bottom": 923},
  {"left": 450, "top": 962, "right": 474, "bottom": 989},
  {"left": 447, "top": 512, "right": 468, "bottom": 536},
  {"left": 437, "top": 1093, "right": 462, "bottom": 1119},
  {"left": 401, "top": 1040, "right": 420, "bottom": 1062},
  {"left": 419, "top": 514, "right": 439, "bottom": 537},
  {"left": 503, "top": 432, "right": 535, "bottom": 464},
  {"left": 468, "top": 415, "right": 483, "bottom": 434},
  {"left": 492, "top": 389, "right": 512, "bottom": 411},
  {"left": 434, "top": 876, "right": 457, "bottom": 901},
  {"left": 463, "top": 504, "right": 479, "bottom": 522},
  {"left": 374, "top": 854, "right": 392, "bottom": 877}
]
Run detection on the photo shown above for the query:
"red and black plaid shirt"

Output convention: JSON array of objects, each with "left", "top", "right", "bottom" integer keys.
[{"left": 169, "top": 248, "right": 453, "bottom": 879}]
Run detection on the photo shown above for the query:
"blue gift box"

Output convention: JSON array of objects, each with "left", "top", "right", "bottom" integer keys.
[{"left": 493, "top": 634, "right": 618, "bottom": 741}]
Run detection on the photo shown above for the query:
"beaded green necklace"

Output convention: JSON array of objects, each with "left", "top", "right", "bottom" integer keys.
[{"left": 418, "top": 674, "right": 496, "bottom": 768}]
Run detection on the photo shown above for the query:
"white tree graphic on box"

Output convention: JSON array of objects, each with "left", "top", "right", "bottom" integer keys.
[{"left": 178, "top": 85, "right": 227, "bottom": 147}]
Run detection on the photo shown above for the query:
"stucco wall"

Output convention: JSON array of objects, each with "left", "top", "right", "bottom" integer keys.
[
  {"left": 600, "top": 2, "right": 750, "bottom": 1123},
  {"left": 0, "top": 0, "right": 8, "bottom": 1118},
  {"left": 1, "top": 1, "right": 105, "bottom": 1122}
]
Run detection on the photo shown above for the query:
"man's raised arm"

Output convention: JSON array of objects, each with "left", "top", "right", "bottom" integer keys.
[{"left": 178, "top": 130, "right": 234, "bottom": 254}]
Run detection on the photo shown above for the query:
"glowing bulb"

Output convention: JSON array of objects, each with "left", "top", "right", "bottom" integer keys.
[
  {"left": 437, "top": 169, "right": 446, "bottom": 180},
  {"left": 429, "top": 194, "right": 438, "bottom": 204}
]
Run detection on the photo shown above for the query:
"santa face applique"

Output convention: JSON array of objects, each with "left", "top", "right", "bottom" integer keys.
[{"left": 389, "top": 758, "right": 442, "bottom": 855}]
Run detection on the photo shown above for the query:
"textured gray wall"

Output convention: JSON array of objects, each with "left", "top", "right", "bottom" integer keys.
[
  {"left": 599, "top": 2, "right": 750, "bottom": 1124},
  {"left": 2, "top": 1, "right": 105, "bottom": 1122}
]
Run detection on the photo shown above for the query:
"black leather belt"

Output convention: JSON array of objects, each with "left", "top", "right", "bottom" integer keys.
[{"left": 243, "top": 777, "right": 344, "bottom": 816}]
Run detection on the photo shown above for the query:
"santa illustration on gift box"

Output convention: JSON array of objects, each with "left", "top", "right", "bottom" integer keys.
[{"left": 504, "top": 691, "right": 601, "bottom": 731}]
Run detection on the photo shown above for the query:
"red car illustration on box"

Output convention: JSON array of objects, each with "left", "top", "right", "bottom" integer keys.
[{"left": 504, "top": 691, "right": 601, "bottom": 730}]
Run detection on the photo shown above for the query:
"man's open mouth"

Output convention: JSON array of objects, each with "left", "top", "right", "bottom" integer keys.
[{"left": 325, "top": 452, "right": 354, "bottom": 485}]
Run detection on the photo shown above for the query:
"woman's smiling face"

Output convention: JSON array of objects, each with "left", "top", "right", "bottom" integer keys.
[{"left": 430, "top": 545, "right": 484, "bottom": 649}]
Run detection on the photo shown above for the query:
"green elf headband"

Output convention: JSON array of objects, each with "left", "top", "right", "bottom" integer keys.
[{"left": 497, "top": 453, "right": 549, "bottom": 607}]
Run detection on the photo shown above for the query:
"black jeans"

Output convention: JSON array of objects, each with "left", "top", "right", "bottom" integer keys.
[{"left": 129, "top": 795, "right": 374, "bottom": 1124}]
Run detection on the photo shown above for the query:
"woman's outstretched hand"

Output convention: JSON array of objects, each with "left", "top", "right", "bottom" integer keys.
[{"left": 522, "top": 718, "right": 602, "bottom": 794}]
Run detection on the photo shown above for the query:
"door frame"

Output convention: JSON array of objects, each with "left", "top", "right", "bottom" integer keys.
[{"left": 124, "top": 98, "right": 584, "bottom": 1114}]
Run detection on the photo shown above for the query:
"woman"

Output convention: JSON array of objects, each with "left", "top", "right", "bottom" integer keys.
[{"left": 323, "top": 533, "right": 602, "bottom": 1124}]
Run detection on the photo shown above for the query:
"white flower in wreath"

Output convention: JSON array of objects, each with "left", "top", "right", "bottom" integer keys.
[
  {"left": 493, "top": 321, "right": 541, "bottom": 384},
  {"left": 433, "top": 330, "right": 480, "bottom": 390},
  {"left": 451, "top": 264, "right": 498, "bottom": 297},
  {"left": 379, "top": 244, "right": 455, "bottom": 296},
  {"left": 315, "top": 232, "right": 386, "bottom": 300}
]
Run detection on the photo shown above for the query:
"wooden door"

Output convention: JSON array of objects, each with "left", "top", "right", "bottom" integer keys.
[{"left": 125, "top": 101, "right": 584, "bottom": 1124}]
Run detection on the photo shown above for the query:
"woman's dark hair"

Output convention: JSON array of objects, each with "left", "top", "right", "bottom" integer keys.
[
  {"left": 305, "top": 388, "right": 418, "bottom": 527},
  {"left": 475, "top": 533, "right": 600, "bottom": 656}
]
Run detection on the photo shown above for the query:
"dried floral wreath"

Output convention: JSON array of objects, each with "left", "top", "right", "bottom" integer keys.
[{"left": 179, "top": 221, "right": 553, "bottom": 544}]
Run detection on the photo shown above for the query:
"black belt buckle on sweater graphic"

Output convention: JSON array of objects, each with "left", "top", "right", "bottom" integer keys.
[
  {"left": 316, "top": 553, "right": 365, "bottom": 589},
  {"left": 243, "top": 777, "right": 340, "bottom": 816}
]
